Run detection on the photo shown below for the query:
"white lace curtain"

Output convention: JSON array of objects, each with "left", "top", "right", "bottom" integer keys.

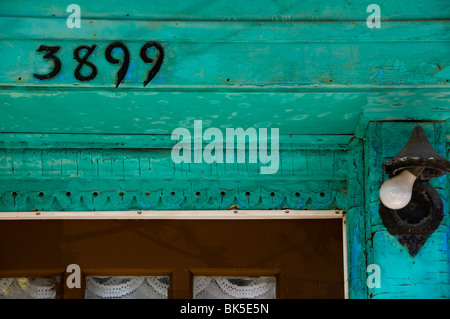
[
  {"left": 0, "top": 275, "right": 275, "bottom": 299},
  {"left": 194, "top": 276, "right": 276, "bottom": 299},
  {"left": 0, "top": 277, "right": 58, "bottom": 299},
  {"left": 85, "top": 276, "right": 169, "bottom": 299}
]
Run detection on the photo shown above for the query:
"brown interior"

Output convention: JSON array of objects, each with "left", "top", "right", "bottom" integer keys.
[{"left": 0, "top": 218, "right": 344, "bottom": 298}]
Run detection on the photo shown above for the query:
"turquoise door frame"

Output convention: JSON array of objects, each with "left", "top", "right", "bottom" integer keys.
[
  {"left": 0, "top": 0, "right": 449, "bottom": 298},
  {"left": 363, "top": 121, "right": 450, "bottom": 299}
]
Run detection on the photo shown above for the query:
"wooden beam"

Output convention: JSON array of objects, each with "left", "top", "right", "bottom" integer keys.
[{"left": 0, "top": 209, "right": 343, "bottom": 220}]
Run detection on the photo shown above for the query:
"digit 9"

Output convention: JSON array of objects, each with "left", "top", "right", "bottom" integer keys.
[
  {"left": 105, "top": 42, "right": 130, "bottom": 88},
  {"left": 140, "top": 42, "right": 164, "bottom": 87},
  {"left": 105, "top": 41, "right": 165, "bottom": 88}
]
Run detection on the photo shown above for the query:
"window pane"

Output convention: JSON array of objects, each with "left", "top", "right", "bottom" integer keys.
[
  {"left": 0, "top": 277, "right": 59, "bottom": 299},
  {"left": 193, "top": 276, "right": 276, "bottom": 299},
  {"left": 85, "top": 276, "right": 169, "bottom": 299}
]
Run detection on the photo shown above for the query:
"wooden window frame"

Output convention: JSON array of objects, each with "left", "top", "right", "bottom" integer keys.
[{"left": 0, "top": 209, "right": 348, "bottom": 299}]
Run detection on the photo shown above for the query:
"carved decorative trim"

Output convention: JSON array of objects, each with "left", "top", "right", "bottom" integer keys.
[{"left": 0, "top": 180, "right": 346, "bottom": 212}]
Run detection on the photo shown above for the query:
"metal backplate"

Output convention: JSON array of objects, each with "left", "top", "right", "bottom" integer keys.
[{"left": 379, "top": 181, "right": 443, "bottom": 256}]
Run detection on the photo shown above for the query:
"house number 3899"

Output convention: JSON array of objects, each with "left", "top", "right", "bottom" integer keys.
[{"left": 32, "top": 42, "right": 164, "bottom": 87}]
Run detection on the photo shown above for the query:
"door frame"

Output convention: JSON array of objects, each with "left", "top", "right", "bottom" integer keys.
[{"left": 0, "top": 209, "right": 348, "bottom": 298}]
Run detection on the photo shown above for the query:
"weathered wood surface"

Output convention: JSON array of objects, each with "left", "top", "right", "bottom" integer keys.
[
  {"left": 366, "top": 122, "right": 450, "bottom": 299},
  {"left": 0, "top": 89, "right": 448, "bottom": 136},
  {"left": 0, "top": 146, "right": 348, "bottom": 211},
  {"left": 0, "top": 0, "right": 448, "bottom": 299},
  {"left": 1, "top": 19, "right": 448, "bottom": 87},
  {"left": 0, "top": 15, "right": 448, "bottom": 136},
  {"left": 0, "top": 0, "right": 448, "bottom": 20}
]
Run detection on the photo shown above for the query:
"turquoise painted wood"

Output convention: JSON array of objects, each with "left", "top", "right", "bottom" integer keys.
[
  {"left": 0, "top": 90, "right": 448, "bottom": 136},
  {"left": 0, "top": 0, "right": 449, "bottom": 299},
  {"left": 0, "top": 0, "right": 448, "bottom": 20},
  {"left": 365, "top": 122, "right": 450, "bottom": 298},
  {"left": 1, "top": 19, "right": 448, "bottom": 87}
]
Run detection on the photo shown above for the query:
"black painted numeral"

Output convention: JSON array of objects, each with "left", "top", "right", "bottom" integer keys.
[
  {"left": 140, "top": 42, "right": 164, "bottom": 87},
  {"left": 33, "top": 42, "right": 164, "bottom": 86},
  {"left": 33, "top": 45, "right": 62, "bottom": 80},
  {"left": 73, "top": 45, "right": 98, "bottom": 82},
  {"left": 105, "top": 42, "right": 130, "bottom": 88}
]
